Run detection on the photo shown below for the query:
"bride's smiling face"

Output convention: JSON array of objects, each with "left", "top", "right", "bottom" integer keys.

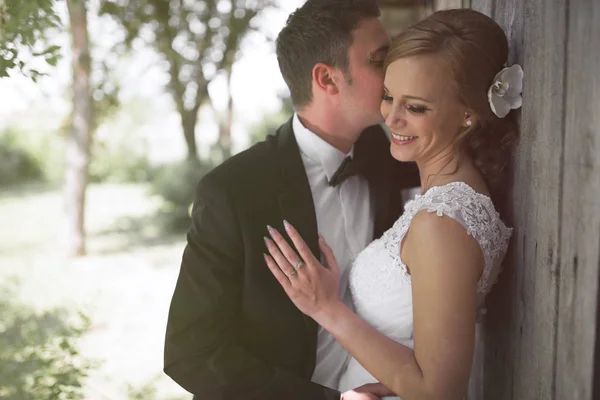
[{"left": 380, "top": 54, "right": 470, "bottom": 164}]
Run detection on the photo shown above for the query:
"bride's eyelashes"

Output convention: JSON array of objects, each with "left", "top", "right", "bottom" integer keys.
[
  {"left": 381, "top": 94, "right": 431, "bottom": 115},
  {"left": 407, "top": 104, "right": 430, "bottom": 114}
]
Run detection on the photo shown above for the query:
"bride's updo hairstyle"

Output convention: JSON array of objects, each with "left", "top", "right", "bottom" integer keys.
[{"left": 385, "top": 9, "right": 518, "bottom": 206}]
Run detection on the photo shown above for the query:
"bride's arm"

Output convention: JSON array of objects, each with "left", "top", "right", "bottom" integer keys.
[{"left": 264, "top": 213, "right": 483, "bottom": 400}]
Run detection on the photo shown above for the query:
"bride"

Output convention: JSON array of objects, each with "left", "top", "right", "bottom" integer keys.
[{"left": 264, "top": 9, "right": 521, "bottom": 400}]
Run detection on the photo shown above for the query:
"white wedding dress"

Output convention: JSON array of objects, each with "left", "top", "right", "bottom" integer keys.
[{"left": 337, "top": 182, "right": 513, "bottom": 400}]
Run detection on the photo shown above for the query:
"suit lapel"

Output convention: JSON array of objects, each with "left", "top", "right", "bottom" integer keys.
[{"left": 274, "top": 118, "right": 320, "bottom": 373}]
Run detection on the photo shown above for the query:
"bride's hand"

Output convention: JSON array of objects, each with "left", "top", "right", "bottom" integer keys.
[{"left": 264, "top": 220, "right": 342, "bottom": 318}]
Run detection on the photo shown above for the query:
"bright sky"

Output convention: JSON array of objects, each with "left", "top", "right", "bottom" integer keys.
[{"left": 0, "top": 0, "right": 305, "bottom": 161}]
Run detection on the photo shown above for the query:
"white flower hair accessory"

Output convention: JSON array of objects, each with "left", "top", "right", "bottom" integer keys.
[{"left": 487, "top": 64, "right": 524, "bottom": 118}]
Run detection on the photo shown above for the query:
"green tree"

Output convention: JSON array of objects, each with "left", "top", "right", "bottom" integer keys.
[
  {"left": 100, "top": 0, "right": 274, "bottom": 160},
  {"left": 209, "top": 65, "right": 234, "bottom": 162},
  {"left": 0, "top": 1, "right": 121, "bottom": 256},
  {"left": 0, "top": 0, "right": 62, "bottom": 79}
]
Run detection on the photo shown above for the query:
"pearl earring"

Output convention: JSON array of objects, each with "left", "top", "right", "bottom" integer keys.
[{"left": 466, "top": 120, "right": 472, "bottom": 127}]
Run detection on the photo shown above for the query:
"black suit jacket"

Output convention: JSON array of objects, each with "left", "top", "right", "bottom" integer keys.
[{"left": 163, "top": 118, "right": 420, "bottom": 400}]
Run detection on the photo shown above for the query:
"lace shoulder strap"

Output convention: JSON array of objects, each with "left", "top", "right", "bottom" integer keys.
[{"left": 387, "top": 182, "right": 512, "bottom": 293}]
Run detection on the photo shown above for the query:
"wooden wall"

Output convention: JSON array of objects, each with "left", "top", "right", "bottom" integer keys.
[
  {"left": 468, "top": 1, "right": 600, "bottom": 399},
  {"left": 379, "top": 2, "right": 434, "bottom": 36},
  {"left": 379, "top": 0, "right": 471, "bottom": 35}
]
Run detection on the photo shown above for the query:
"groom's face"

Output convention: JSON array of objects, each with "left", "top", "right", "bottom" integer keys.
[{"left": 339, "top": 18, "right": 390, "bottom": 128}]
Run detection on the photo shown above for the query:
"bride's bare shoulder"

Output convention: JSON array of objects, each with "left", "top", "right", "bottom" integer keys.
[{"left": 403, "top": 209, "right": 484, "bottom": 277}]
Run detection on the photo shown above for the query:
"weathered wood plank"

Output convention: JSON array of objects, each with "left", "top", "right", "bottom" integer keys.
[
  {"left": 482, "top": 0, "right": 567, "bottom": 399},
  {"left": 556, "top": 0, "right": 600, "bottom": 398},
  {"left": 434, "top": 0, "right": 469, "bottom": 10},
  {"left": 380, "top": 6, "right": 429, "bottom": 35},
  {"left": 470, "top": 0, "right": 493, "bottom": 16},
  {"left": 596, "top": 296, "right": 600, "bottom": 398},
  {"left": 378, "top": 0, "right": 431, "bottom": 6}
]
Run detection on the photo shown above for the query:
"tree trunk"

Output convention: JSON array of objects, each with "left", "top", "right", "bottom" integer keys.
[
  {"left": 65, "top": 0, "right": 92, "bottom": 257},
  {"left": 218, "top": 68, "right": 234, "bottom": 159},
  {"left": 182, "top": 110, "right": 198, "bottom": 160}
]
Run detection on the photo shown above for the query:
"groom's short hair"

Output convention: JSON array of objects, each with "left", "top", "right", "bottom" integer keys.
[{"left": 276, "top": 0, "right": 380, "bottom": 109}]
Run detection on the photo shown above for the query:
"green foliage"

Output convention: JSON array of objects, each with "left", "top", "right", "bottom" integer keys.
[
  {"left": 248, "top": 96, "right": 294, "bottom": 145},
  {"left": 93, "top": 76, "right": 121, "bottom": 131},
  {"left": 0, "top": 125, "right": 66, "bottom": 186},
  {"left": 0, "top": 127, "right": 46, "bottom": 185},
  {"left": 127, "top": 377, "right": 189, "bottom": 400},
  {"left": 0, "top": 0, "right": 62, "bottom": 80},
  {"left": 127, "top": 381, "right": 158, "bottom": 400},
  {"left": 89, "top": 135, "right": 153, "bottom": 184},
  {"left": 0, "top": 282, "right": 93, "bottom": 400},
  {"left": 89, "top": 150, "right": 152, "bottom": 184},
  {"left": 150, "top": 159, "right": 213, "bottom": 231},
  {"left": 86, "top": 96, "right": 156, "bottom": 183}
]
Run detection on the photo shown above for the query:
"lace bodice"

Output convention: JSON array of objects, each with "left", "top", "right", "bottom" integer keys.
[
  {"left": 338, "top": 182, "right": 513, "bottom": 397},
  {"left": 381, "top": 181, "right": 512, "bottom": 296}
]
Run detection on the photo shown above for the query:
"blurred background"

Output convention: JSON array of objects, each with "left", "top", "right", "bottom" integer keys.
[
  {"left": 4, "top": 1, "right": 597, "bottom": 400},
  {"left": 6, "top": 1, "right": 598, "bottom": 400},
  {"left": 0, "top": 0, "right": 437, "bottom": 399}
]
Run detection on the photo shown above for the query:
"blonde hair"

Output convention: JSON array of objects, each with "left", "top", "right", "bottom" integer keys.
[{"left": 386, "top": 9, "right": 518, "bottom": 207}]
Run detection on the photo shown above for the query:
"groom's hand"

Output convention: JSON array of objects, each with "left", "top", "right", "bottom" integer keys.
[{"left": 341, "top": 382, "right": 396, "bottom": 399}]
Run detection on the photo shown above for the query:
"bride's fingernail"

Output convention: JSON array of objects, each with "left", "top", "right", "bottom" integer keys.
[
  {"left": 283, "top": 220, "right": 291, "bottom": 231},
  {"left": 267, "top": 225, "right": 274, "bottom": 235}
]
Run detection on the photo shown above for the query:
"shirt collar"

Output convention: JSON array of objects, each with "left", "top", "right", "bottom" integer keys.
[{"left": 293, "top": 113, "right": 354, "bottom": 183}]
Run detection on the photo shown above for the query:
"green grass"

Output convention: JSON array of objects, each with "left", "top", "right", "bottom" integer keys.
[{"left": 0, "top": 183, "right": 190, "bottom": 400}]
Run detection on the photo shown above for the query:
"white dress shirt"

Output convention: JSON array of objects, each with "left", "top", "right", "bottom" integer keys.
[{"left": 292, "top": 114, "right": 375, "bottom": 389}]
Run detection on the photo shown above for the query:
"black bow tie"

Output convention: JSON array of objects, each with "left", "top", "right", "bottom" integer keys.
[{"left": 329, "top": 156, "right": 358, "bottom": 187}]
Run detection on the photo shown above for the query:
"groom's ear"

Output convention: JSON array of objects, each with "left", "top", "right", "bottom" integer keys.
[{"left": 312, "top": 63, "right": 340, "bottom": 96}]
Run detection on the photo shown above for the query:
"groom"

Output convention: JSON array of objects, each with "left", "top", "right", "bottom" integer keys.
[{"left": 163, "top": 1, "right": 419, "bottom": 399}]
